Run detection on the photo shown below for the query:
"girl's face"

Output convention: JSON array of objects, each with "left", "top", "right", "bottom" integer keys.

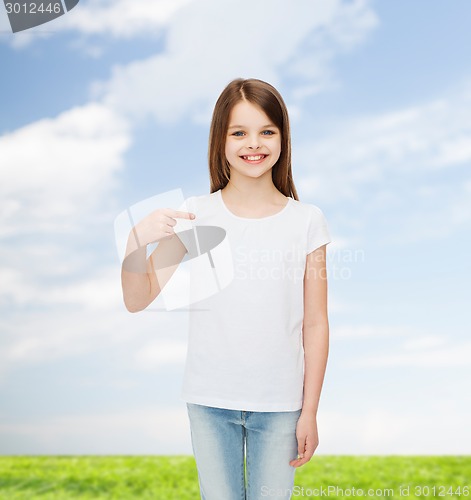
[{"left": 225, "top": 100, "right": 281, "bottom": 180}]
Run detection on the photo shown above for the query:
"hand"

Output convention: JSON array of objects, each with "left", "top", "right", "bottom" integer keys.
[
  {"left": 127, "top": 208, "right": 195, "bottom": 253},
  {"left": 289, "top": 411, "right": 319, "bottom": 468}
]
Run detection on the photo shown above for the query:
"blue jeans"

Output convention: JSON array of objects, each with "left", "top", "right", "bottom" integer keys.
[{"left": 186, "top": 402, "right": 302, "bottom": 500}]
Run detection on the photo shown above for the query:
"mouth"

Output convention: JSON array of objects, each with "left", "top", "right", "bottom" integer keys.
[{"left": 240, "top": 154, "right": 268, "bottom": 164}]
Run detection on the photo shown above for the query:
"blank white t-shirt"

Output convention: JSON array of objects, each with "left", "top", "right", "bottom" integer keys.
[{"left": 175, "top": 188, "right": 331, "bottom": 412}]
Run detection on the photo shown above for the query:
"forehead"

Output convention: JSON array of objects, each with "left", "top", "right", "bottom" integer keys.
[{"left": 228, "top": 100, "right": 272, "bottom": 126}]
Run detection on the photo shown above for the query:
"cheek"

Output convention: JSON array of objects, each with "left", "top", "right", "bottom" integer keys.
[
  {"left": 225, "top": 140, "right": 237, "bottom": 157},
  {"left": 273, "top": 138, "right": 282, "bottom": 156}
]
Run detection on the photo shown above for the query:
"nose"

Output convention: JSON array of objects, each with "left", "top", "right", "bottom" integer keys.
[{"left": 247, "top": 134, "right": 261, "bottom": 149}]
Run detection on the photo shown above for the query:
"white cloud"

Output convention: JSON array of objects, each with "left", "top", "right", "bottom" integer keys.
[
  {"left": 0, "top": 406, "right": 193, "bottom": 454},
  {"left": 349, "top": 339, "right": 471, "bottom": 368},
  {"left": 0, "top": 299, "right": 190, "bottom": 382},
  {"left": 0, "top": 307, "right": 127, "bottom": 366},
  {"left": 332, "top": 324, "right": 418, "bottom": 339},
  {"left": 318, "top": 407, "right": 471, "bottom": 454},
  {"left": 0, "top": 102, "right": 135, "bottom": 383},
  {"left": 0, "top": 267, "right": 38, "bottom": 307},
  {"left": 293, "top": 78, "right": 471, "bottom": 249},
  {"left": 1, "top": 0, "right": 378, "bottom": 69},
  {"left": 43, "top": 268, "right": 124, "bottom": 310},
  {"left": 91, "top": 0, "right": 378, "bottom": 124},
  {"left": 0, "top": 240, "right": 123, "bottom": 309},
  {"left": 331, "top": 325, "right": 469, "bottom": 368},
  {"left": 402, "top": 334, "right": 448, "bottom": 351},
  {"left": 295, "top": 79, "right": 471, "bottom": 205},
  {"left": 59, "top": 0, "right": 194, "bottom": 38},
  {"left": 134, "top": 339, "right": 187, "bottom": 370},
  {"left": 0, "top": 102, "right": 131, "bottom": 236},
  {"left": 0, "top": 0, "right": 194, "bottom": 48}
]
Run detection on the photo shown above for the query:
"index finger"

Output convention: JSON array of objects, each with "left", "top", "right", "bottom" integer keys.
[{"left": 170, "top": 210, "right": 195, "bottom": 219}]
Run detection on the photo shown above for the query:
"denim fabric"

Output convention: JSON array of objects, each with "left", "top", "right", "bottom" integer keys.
[{"left": 186, "top": 402, "right": 302, "bottom": 500}]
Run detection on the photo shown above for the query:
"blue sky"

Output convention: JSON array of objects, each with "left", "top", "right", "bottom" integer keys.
[{"left": 0, "top": 0, "right": 470, "bottom": 455}]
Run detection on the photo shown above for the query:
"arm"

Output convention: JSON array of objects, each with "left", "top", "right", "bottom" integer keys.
[
  {"left": 290, "top": 244, "right": 329, "bottom": 468},
  {"left": 120, "top": 208, "right": 194, "bottom": 313},
  {"left": 121, "top": 230, "right": 189, "bottom": 313}
]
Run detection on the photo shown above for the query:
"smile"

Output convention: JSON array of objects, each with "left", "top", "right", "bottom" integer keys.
[{"left": 240, "top": 154, "right": 268, "bottom": 163}]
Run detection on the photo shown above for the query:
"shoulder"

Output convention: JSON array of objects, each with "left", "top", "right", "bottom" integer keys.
[
  {"left": 187, "top": 191, "right": 218, "bottom": 204},
  {"left": 290, "top": 198, "right": 327, "bottom": 222},
  {"left": 181, "top": 191, "right": 216, "bottom": 210}
]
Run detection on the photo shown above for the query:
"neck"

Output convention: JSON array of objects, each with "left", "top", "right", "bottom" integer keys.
[{"left": 223, "top": 174, "right": 281, "bottom": 203}]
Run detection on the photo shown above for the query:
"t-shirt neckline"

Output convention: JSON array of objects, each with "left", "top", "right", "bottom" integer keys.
[{"left": 217, "top": 188, "right": 292, "bottom": 221}]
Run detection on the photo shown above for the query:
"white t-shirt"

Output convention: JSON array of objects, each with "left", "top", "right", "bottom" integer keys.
[{"left": 175, "top": 188, "right": 331, "bottom": 412}]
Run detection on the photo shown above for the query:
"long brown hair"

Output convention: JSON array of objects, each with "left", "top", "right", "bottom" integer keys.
[{"left": 208, "top": 78, "right": 299, "bottom": 201}]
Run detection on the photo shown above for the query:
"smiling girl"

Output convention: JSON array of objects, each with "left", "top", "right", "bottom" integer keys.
[{"left": 121, "top": 78, "right": 332, "bottom": 500}]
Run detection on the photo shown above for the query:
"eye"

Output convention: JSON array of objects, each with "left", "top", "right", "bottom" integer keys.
[
  {"left": 231, "top": 131, "right": 245, "bottom": 137},
  {"left": 262, "top": 130, "right": 275, "bottom": 136}
]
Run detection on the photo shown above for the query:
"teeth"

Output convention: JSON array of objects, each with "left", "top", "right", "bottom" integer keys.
[{"left": 244, "top": 155, "right": 265, "bottom": 161}]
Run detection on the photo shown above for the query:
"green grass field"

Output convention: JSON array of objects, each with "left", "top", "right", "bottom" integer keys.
[{"left": 0, "top": 456, "right": 469, "bottom": 499}]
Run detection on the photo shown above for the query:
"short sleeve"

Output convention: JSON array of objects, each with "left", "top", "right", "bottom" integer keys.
[{"left": 307, "top": 205, "right": 332, "bottom": 254}]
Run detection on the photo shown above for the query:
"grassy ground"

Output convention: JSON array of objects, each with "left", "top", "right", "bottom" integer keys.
[{"left": 0, "top": 455, "right": 469, "bottom": 499}]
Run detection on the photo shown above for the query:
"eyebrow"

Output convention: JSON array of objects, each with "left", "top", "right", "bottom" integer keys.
[{"left": 228, "top": 124, "right": 277, "bottom": 129}]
